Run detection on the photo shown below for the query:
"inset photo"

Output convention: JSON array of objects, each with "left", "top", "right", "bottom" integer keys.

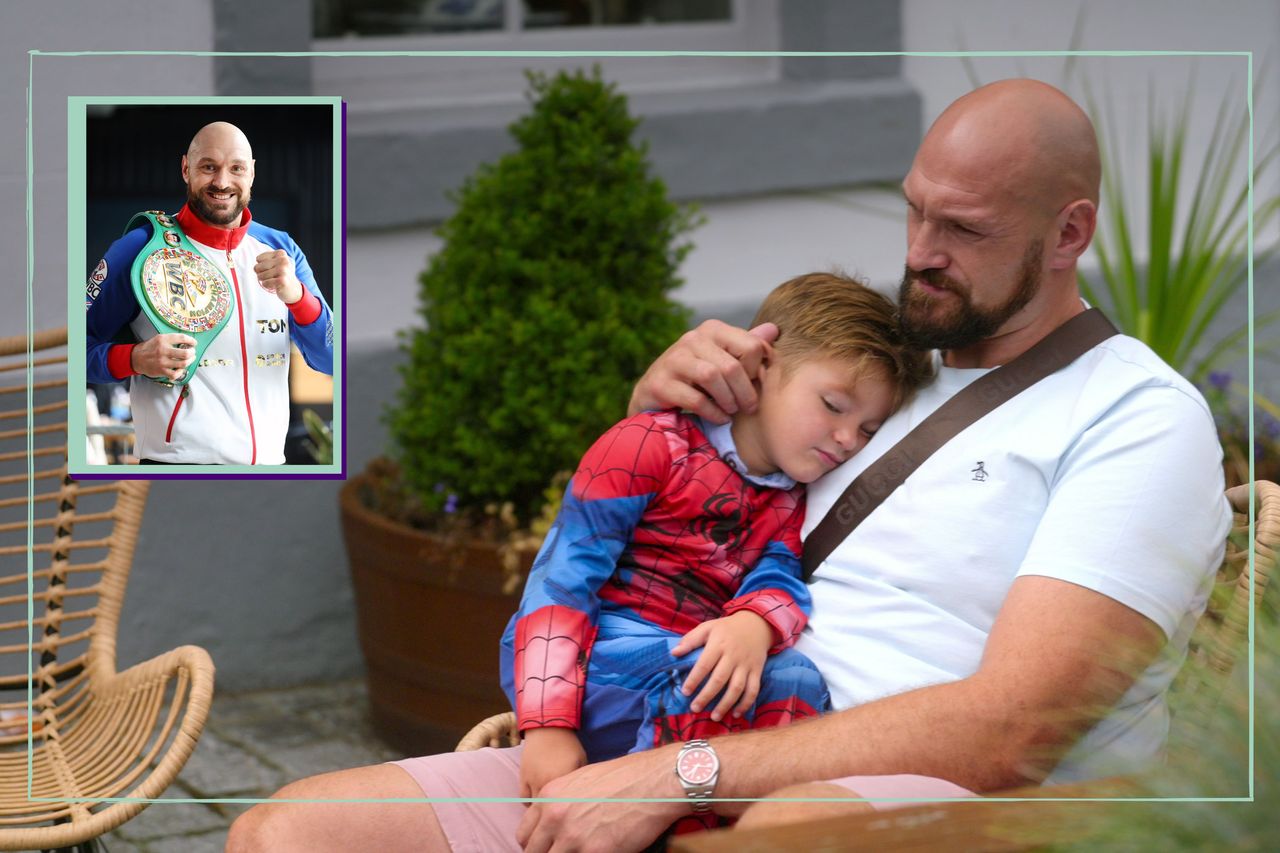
[{"left": 68, "top": 97, "right": 344, "bottom": 477}]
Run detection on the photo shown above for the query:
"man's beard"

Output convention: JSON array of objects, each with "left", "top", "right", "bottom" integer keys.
[
  {"left": 186, "top": 184, "right": 249, "bottom": 227},
  {"left": 897, "top": 239, "right": 1043, "bottom": 351}
]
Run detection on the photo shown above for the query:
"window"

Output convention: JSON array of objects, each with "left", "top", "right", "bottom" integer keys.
[
  {"left": 315, "top": 0, "right": 732, "bottom": 38},
  {"left": 311, "top": 0, "right": 780, "bottom": 113}
]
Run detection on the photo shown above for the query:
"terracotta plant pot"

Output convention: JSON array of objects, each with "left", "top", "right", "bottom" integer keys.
[{"left": 339, "top": 472, "right": 531, "bottom": 755}]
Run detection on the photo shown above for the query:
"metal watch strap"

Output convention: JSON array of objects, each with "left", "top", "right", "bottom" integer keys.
[{"left": 676, "top": 738, "right": 717, "bottom": 814}]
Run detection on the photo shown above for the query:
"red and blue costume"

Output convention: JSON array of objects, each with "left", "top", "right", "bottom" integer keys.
[{"left": 500, "top": 410, "right": 829, "bottom": 764}]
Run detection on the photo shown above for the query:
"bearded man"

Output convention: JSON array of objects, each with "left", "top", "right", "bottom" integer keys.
[
  {"left": 228, "top": 79, "right": 1228, "bottom": 852},
  {"left": 86, "top": 121, "right": 333, "bottom": 465}
]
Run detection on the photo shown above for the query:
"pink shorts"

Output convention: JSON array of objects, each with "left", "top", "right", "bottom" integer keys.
[{"left": 390, "top": 746, "right": 975, "bottom": 853}]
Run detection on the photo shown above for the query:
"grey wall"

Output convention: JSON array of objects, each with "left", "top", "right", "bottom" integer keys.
[
  {"left": 341, "top": 0, "right": 920, "bottom": 228},
  {"left": 6, "top": 2, "right": 216, "bottom": 339},
  {"left": 8, "top": 1, "right": 1279, "bottom": 693},
  {"left": 346, "top": 72, "right": 921, "bottom": 227}
]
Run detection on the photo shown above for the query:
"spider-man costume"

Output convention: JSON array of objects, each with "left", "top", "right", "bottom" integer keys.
[{"left": 500, "top": 410, "right": 830, "bottom": 765}]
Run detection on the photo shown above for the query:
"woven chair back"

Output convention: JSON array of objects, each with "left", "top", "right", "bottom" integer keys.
[
  {"left": 1169, "top": 480, "right": 1278, "bottom": 746},
  {"left": 0, "top": 328, "right": 148, "bottom": 749}
]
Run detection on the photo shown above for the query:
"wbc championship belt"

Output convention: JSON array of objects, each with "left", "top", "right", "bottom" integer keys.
[{"left": 126, "top": 210, "right": 234, "bottom": 386}]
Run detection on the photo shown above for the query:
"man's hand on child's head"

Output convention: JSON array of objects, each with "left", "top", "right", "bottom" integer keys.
[
  {"left": 519, "top": 727, "right": 587, "bottom": 799},
  {"left": 628, "top": 320, "right": 779, "bottom": 423},
  {"left": 671, "top": 611, "right": 775, "bottom": 722}
]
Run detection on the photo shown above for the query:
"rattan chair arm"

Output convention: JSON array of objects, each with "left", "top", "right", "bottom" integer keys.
[
  {"left": 456, "top": 711, "right": 520, "bottom": 751},
  {"left": 96, "top": 644, "right": 213, "bottom": 695},
  {"left": 92, "top": 644, "right": 215, "bottom": 799},
  {"left": 0, "top": 645, "right": 214, "bottom": 851}
]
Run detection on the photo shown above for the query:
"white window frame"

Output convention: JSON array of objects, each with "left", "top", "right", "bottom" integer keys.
[{"left": 312, "top": 0, "right": 781, "bottom": 113}]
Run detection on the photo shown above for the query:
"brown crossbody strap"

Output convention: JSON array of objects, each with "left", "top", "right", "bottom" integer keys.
[{"left": 801, "top": 307, "right": 1120, "bottom": 579}]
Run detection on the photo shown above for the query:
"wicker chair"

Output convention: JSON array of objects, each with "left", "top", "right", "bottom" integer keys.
[
  {"left": 0, "top": 328, "right": 215, "bottom": 852},
  {"left": 1168, "top": 480, "right": 1279, "bottom": 748},
  {"left": 457, "top": 481, "right": 1279, "bottom": 758}
]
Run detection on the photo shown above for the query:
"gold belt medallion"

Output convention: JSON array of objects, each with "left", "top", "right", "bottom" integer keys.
[{"left": 139, "top": 247, "right": 232, "bottom": 333}]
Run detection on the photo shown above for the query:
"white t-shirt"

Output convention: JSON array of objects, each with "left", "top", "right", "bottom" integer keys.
[{"left": 796, "top": 333, "right": 1231, "bottom": 783}]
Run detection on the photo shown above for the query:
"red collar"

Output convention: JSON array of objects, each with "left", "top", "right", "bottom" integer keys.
[{"left": 176, "top": 203, "right": 252, "bottom": 250}]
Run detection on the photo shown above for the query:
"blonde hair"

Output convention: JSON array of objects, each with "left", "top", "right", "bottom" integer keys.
[{"left": 751, "top": 272, "right": 933, "bottom": 409}]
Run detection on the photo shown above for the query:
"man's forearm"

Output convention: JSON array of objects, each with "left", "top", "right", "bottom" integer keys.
[
  {"left": 711, "top": 675, "right": 1044, "bottom": 806},
  {"left": 528, "top": 672, "right": 1052, "bottom": 849},
  {"left": 710, "top": 578, "right": 1164, "bottom": 802}
]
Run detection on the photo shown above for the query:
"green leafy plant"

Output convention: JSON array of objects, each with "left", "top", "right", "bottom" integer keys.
[
  {"left": 1079, "top": 78, "right": 1280, "bottom": 385},
  {"left": 387, "top": 67, "right": 695, "bottom": 528},
  {"left": 1046, "top": 593, "right": 1278, "bottom": 851},
  {"left": 1082, "top": 83, "right": 1280, "bottom": 487},
  {"left": 957, "top": 50, "right": 1280, "bottom": 485}
]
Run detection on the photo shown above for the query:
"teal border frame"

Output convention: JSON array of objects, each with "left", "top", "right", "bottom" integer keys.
[
  {"left": 24, "top": 49, "right": 1254, "bottom": 809},
  {"left": 63, "top": 94, "right": 344, "bottom": 477}
]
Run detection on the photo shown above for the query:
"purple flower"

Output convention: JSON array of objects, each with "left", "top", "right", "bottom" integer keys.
[
  {"left": 1208, "top": 371, "right": 1232, "bottom": 391},
  {"left": 1263, "top": 413, "right": 1280, "bottom": 440},
  {"left": 434, "top": 481, "right": 447, "bottom": 493},
  {"left": 444, "top": 493, "right": 459, "bottom": 514}
]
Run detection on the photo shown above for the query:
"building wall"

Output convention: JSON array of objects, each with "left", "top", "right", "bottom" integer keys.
[
  {"left": 6, "top": 0, "right": 1278, "bottom": 690},
  {"left": 6, "top": 1, "right": 216, "bottom": 339}
]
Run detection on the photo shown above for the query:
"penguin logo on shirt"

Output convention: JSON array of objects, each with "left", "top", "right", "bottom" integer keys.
[{"left": 971, "top": 461, "right": 988, "bottom": 482}]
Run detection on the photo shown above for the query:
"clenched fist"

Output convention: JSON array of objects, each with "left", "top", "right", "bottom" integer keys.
[
  {"left": 132, "top": 333, "right": 197, "bottom": 382},
  {"left": 254, "top": 250, "right": 303, "bottom": 305}
]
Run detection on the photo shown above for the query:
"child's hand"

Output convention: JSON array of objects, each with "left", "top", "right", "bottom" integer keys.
[
  {"left": 519, "top": 727, "right": 587, "bottom": 799},
  {"left": 671, "top": 611, "right": 774, "bottom": 722}
]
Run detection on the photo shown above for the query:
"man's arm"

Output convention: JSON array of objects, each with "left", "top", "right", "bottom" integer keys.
[
  {"left": 628, "top": 320, "right": 778, "bottom": 423},
  {"left": 517, "top": 575, "right": 1164, "bottom": 853},
  {"left": 86, "top": 230, "right": 149, "bottom": 384},
  {"left": 253, "top": 228, "right": 333, "bottom": 375}
]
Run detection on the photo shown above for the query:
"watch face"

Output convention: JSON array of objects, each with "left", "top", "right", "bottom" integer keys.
[{"left": 677, "top": 746, "right": 718, "bottom": 785}]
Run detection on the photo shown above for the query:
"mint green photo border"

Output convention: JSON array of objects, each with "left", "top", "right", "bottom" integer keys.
[
  {"left": 27, "top": 49, "right": 1257, "bottom": 809},
  {"left": 62, "top": 94, "right": 344, "bottom": 477}
]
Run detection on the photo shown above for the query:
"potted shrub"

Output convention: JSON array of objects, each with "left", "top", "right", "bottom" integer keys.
[{"left": 341, "top": 68, "right": 695, "bottom": 753}]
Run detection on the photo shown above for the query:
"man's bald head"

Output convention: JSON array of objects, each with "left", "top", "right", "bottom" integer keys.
[
  {"left": 187, "top": 121, "right": 254, "bottom": 161},
  {"left": 181, "top": 121, "right": 255, "bottom": 229},
  {"left": 920, "top": 79, "right": 1100, "bottom": 216},
  {"left": 899, "top": 79, "right": 1102, "bottom": 365}
]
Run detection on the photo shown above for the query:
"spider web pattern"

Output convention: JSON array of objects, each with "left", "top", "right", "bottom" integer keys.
[
  {"left": 653, "top": 696, "right": 824, "bottom": 747},
  {"left": 510, "top": 411, "right": 808, "bottom": 731},
  {"left": 512, "top": 605, "right": 594, "bottom": 730},
  {"left": 724, "top": 587, "right": 806, "bottom": 647},
  {"left": 583, "top": 413, "right": 805, "bottom": 637}
]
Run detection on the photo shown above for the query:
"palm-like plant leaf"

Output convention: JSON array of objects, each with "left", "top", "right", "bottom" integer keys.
[{"left": 1080, "top": 71, "right": 1280, "bottom": 384}]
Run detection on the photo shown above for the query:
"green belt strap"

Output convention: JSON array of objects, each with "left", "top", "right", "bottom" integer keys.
[{"left": 125, "top": 210, "right": 235, "bottom": 387}]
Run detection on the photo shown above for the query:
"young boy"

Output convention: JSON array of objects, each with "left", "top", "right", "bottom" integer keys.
[{"left": 500, "top": 272, "right": 933, "bottom": 801}]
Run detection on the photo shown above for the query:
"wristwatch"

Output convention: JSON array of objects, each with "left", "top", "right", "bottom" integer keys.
[{"left": 674, "top": 739, "right": 720, "bottom": 813}]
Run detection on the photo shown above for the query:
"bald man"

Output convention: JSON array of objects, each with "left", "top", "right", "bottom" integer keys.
[
  {"left": 228, "top": 80, "right": 1228, "bottom": 851},
  {"left": 86, "top": 121, "right": 333, "bottom": 465}
]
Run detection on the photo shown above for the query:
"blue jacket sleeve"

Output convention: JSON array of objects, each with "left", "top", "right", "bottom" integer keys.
[
  {"left": 287, "top": 242, "right": 334, "bottom": 375},
  {"left": 505, "top": 412, "right": 675, "bottom": 730},
  {"left": 85, "top": 228, "right": 149, "bottom": 384}
]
